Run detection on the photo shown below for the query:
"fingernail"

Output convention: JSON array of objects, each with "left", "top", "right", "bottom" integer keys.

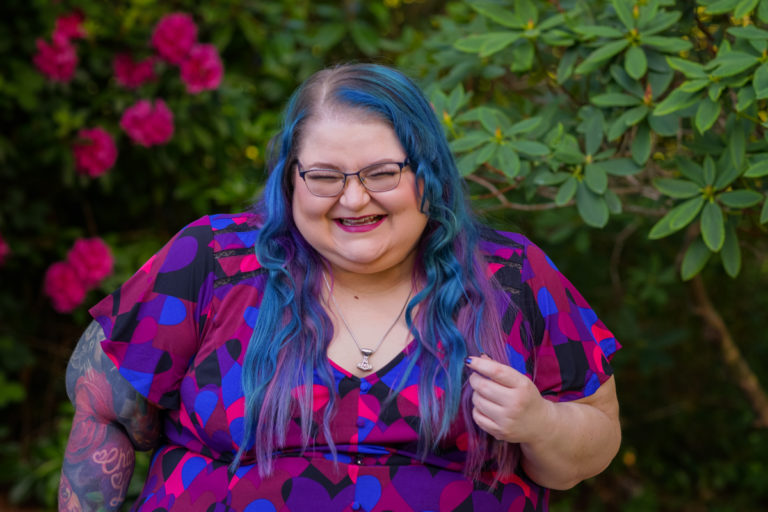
[{"left": 465, "top": 357, "right": 473, "bottom": 365}]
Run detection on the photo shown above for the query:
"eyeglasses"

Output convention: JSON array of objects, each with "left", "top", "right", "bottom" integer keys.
[{"left": 297, "top": 159, "right": 410, "bottom": 197}]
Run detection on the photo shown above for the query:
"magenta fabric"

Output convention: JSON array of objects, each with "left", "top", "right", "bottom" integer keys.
[{"left": 90, "top": 212, "right": 619, "bottom": 512}]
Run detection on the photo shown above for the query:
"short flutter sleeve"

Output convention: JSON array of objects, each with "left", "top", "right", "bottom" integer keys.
[
  {"left": 90, "top": 217, "right": 215, "bottom": 409},
  {"left": 484, "top": 230, "right": 620, "bottom": 403}
]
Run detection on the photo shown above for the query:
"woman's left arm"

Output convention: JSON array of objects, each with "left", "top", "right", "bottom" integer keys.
[{"left": 467, "top": 355, "right": 621, "bottom": 490}]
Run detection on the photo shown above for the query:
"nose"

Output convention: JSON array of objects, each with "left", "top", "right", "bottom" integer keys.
[{"left": 338, "top": 176, "right": 371, "bottom": 209}]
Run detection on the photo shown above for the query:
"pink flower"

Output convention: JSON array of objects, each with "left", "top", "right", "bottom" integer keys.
[
  {"left": 0, "top": 233, "right": 9, "bottom": 267},
  {"left": 180, "top": 44, "right": 224, "bottom": 94},
  {"left": 72, "top": 127, "right": 118, "bottom": 177},
  {"left": 113, "top": 53, "right": 157, "bottom": 88},
  {"left": 53, "top": 12, "right": 86, "bottom": 44},
  {"left": 120, "top": 99, "right": 174, "bottom": 147},
  {"left": 151, "top": 13, "right": 197, "bottom": 65},
  {"left": 67, "top": 237, "right": 114, "bottom": 288},
  {"left": 44, "top": 261, "right": 87, "bottom": 313},
  {"left": 33, "top": 38, "right": 77, "bottom": 82}
]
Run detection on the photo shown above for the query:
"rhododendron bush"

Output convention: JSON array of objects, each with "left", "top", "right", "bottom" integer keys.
[{"left": 0, "top": 0, "right": 407, "bottom": 507}]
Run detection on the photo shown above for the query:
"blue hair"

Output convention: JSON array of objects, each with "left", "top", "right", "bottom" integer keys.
[{"left": 234, "top": 63, "right": 519, "bottom": 480}]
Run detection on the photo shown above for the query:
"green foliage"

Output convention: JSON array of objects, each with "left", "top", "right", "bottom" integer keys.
[{"left": 412, "top": 0, "right": 767, "bottom": 281}]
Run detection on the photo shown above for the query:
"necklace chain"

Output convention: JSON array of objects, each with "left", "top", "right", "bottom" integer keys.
[{"left": 322, "top": 273, "right": 413, "bottom": 371}]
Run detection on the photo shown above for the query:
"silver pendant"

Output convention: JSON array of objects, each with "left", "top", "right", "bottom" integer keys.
[{"left": 357, "top": 348, "right": 374, "bottom": 371}]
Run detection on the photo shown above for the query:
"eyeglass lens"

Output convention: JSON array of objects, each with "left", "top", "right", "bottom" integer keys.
[{"left": 303, "top": 162, "right": 403, "bottom": 196}]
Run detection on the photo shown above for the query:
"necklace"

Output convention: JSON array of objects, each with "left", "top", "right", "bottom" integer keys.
[{"left": 322, "top": 273, "right": 413, "bottom": 372}]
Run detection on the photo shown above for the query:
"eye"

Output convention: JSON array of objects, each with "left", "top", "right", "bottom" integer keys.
[
  {"left": 306, "top": 170, "right": 343, "bottom": 182},
  {"left": 362, "top": 164, "right": 400, "bottom": 180}
]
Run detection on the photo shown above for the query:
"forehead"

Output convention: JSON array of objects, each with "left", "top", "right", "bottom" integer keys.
[{"left": 297, "top": 110, "right": 404, "bottom": 163}]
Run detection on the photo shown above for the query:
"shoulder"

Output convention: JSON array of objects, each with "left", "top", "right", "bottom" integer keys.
[
  {"left": 478, "top": 226, "right": 533, "bottom": 292},
  {"left": 206, "top": 212, "right": 265, "bottom": 285}
]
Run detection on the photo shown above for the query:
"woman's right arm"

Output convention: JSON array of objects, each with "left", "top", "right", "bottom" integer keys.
[{"left": 59, "top": 320, "right": 162, "bottom": 512}]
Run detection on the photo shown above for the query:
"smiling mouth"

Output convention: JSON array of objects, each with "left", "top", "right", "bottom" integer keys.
[{"left": 338, "top": 214, "right": 384, "bottom": 226}]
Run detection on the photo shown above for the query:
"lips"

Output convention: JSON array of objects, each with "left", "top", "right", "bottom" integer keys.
[{"left": 337, "top": 214, "right": 384, "bottom": 226}]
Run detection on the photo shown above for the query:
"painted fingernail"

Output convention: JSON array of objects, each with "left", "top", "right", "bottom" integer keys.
[{"left": 465, "top": 357, "right": 473, "bottom": 365}]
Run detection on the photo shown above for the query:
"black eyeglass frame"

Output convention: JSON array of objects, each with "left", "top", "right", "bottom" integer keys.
[{"left": 296, "top": 158, "right": 411, "bottom": 197}]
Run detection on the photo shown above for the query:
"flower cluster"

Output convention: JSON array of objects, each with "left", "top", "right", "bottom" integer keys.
[
  {"left": 72, "top": 127, "right": 118, "bottom": 177},
  {"left": 44, "top": 238, "right": 113, "bottom": 313},
  {"left": 120, "top": 100, "right": 174, "bottom": 147},
  {"left": 33, "top": 12, "right": 85, "bottom": 82},
  {"left": 152, "top": 13, "right": 223, "bottom": 94},
  {"left": 113, "top": 53, "right": 157, "bottom": 89}
]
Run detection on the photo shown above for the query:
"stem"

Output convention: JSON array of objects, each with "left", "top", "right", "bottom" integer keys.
[{"left": 690, "top": 274, "right": 768, "bottom": 428}]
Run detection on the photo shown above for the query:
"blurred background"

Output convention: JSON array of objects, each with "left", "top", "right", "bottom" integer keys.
[{"left": 2, "top": 0, "right": 767, "bottom": 510}]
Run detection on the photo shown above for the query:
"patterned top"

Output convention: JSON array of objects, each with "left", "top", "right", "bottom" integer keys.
[{"left": 90, "top": 212, "right": 619, "bottom": 512}]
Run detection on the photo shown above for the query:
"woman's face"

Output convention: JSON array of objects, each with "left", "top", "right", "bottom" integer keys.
[{"left": 292, "top": 112, "right": 428, "bottom": 277}]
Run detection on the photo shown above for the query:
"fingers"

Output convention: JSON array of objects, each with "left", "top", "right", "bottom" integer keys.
[{"left": 465, "top": 354, "right": 527, "bottom": 389}]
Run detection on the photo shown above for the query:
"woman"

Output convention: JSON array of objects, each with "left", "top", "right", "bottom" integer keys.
[{"left": 59, "top": 63, "right": 621, "bottom": 511}]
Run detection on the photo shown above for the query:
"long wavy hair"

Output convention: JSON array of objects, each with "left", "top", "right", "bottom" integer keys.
[{"left": 234, "top": 63, "right": 519, "bottom": 480}]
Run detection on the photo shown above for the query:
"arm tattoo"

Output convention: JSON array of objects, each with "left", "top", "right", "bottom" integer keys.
[{"left": 60, "top": 320, "right": 162, "bottom": 511}]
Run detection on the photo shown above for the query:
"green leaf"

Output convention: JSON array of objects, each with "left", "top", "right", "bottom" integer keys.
[
  {"left": 604, "top": 189, "right": 623, "bottom": 213},
  {"left": 469, "top": 2, "right": 525, "bottom": 28},
  {"left": 708, "top": 82, "right": 726, "bottom": 101},
  {"left": 508, "top": 117, "right": 542, "bottom": 135},
  {"left": 631, "top": 123, "right": 652, "bottom": 165},
  {"left": 510, "top": 40, "right": 535, "bottom": 71},
  {"left": 611, "top": 64, "right": 645, "bottom": 96},
  {"left": 581, "top": 112, "right": 605, "bottom": 155},
  {"left": 556, "top": 49, "right": 579, "bottom": 83},
  {"left": 555, "top": 176, "right": 578, "bottom": 205},
  {"left": 670, "top": 196, "right": 706, "bottom": 230},
  {"left": 573, "top": 25, "right": 625, "bottom": 38},
  {"left": 590, "top": 93, "right": 642, "bottom": 107},
  {"left": 584, "top": 163, "right": 608, "bottom": 193},
  {"left": 727, "top": 24, "right": 768, "bottom": 40},
  {"left": 509, "top": 139, "right": 550, "bottom": 156},
  {"left": 624, "top": 105, "right": 650, "bottom": 126},
  {"left": 648, "top": 112, "right": 680, "bottom": 136},
  {"left": 454, "top": 32, "right": 521, "bottom": 57},
  {"left": 612, "top": 0, "right": 636, "bottom": 30},
  {"left": 457, "top": 152, "right": 479, "bottom": 176},
  {"left": 642, "top": 10, "right": 682, "bottom": 36},
  {"left": 678, "top": 79, "right": 710, "bottom": 93},
  {"left": 718, "top": 189, "right": 764, "bottom": 208},
  {"left": 600, "top": 158, "right": 641, "bottom": 175},
  {"left": 712, "top": 51, "right": 760, "bottom": 77},
  {"left": 553, "top": 135, "right": 585, "bottom": 163},
  {"left": 729, "top": 125, "right": 747, "bottom": 170},
  {"left": 576, "top": 182, "right": 610, "bottom": 227},
  {"left": 760, "top": 0, "right": 768, "bottom": 22},
  {"left": 761, "top": 197, "right": 768, "bottom": 223},
  {"left": 704, "top": 0, "right": 739, "bottom": 14},
  {"left": 754, "top": 63, "right": 768, "bottom": 98},
  {"left": 721, "top": 223, "right": 741, "bottom": 277},
  {"left": 625, "top": 45, "right": 648, "bottom": 79},
  {"left": 575, "top": 39, "right": 630, "bottom": 74},
  {"left": 474, "top": 142, "right": 497, "bottom": 165},
  {"left": 497, "top": 144, "right": 522, "bottom": 178},
  {"left": 745, "top": 158, "right": 768, "bottom": 177},
  {"left": 653, "top": 178, "right": 701, "bottom": 198},
  {"left": 478, "top": 107, "right": 501, "bottom": 133},
  {"left": 641, "top": 36, "right": 693, "bottom": 53},
  {"left": 653, "top": 89, "right": 699, "bottom": 116},
  {"left": 667, "top": 57, "right": 707, "bottom": 78},
  {"left": 703, "top": 156, "right": 716, "bottom": 185},
  {"left": 736, "top": 86, "right": 756, "bottom": 110},
  {"left": 676, "top": 157, "right": 706, "bottom": 186},
  {"left": 681, "top": 239, "right": 711, "bottom": 281},
  {"left": 450, "top": 131, "right": 489, "bottom": 152},
  {"left": 695, "top": 98, "right": 721, "bottom": 133},
  {"left": 514, "top": 0, "right": 538, "bottom": 25},
  {"left": 714, "top": 162, "right": 742, "bottom": 190},
  {"left": 701, "top": 201, "right": 725, "bottom": 251},
  {"left": 648, "top": 210, "right": 677, "bottom": 239},
  {"left": 734, "top": 0, "right": 760, "bottom": 18}
]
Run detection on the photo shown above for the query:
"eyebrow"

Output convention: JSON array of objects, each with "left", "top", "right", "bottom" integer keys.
[{"left": 301, "top": 158, "right": 406, "bottom": 170}]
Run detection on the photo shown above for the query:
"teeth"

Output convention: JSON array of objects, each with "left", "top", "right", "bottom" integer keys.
[{"left": 340, "top": 215, "right": 381, "bottom": 226}]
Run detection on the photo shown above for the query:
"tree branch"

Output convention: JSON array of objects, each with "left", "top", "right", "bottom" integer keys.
[{"left": 690, "top": 274, "right": 768, "bottom": 428}]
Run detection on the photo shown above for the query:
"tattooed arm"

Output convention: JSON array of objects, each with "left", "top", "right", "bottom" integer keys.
[{"left": 59, "top": 320, "right": 162, "bottom": 511}]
